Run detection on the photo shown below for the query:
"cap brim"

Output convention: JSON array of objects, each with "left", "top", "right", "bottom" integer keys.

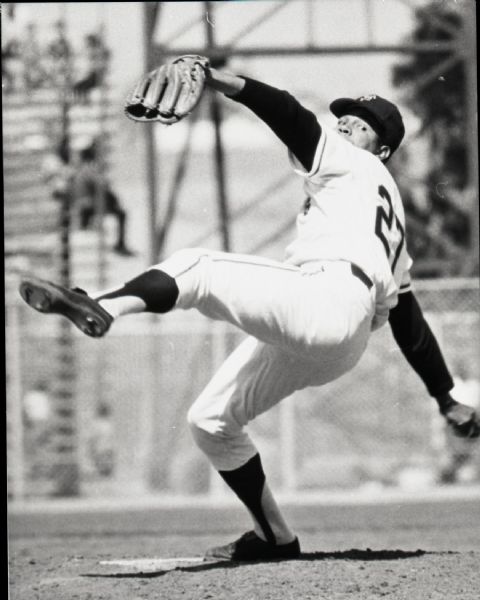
[{"left": 329, "top": 98, "right": 359, "bottom": 118}]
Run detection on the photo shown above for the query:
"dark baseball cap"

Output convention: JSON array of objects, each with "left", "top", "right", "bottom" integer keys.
[{"left": 330, "top": 94, "right": 405, "bottom": 155}]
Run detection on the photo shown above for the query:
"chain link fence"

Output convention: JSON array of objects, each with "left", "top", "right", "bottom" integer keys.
[{"left": 6, "top": 276, "right": 479, "bottom": 502}]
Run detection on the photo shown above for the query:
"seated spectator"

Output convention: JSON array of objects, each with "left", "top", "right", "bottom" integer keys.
[
  {"left": 2, "top": 36, "right": 22, "bottom": 93},
  {"left": 46, "top": 20, "right": 73, "bottom": 87},
  {"left": 22, "top": 22, "right": 48, "bottom": 90},
  {"left": 88, "top": 403, "right": 115, "bottom": 477},
  {"left": 73, "top": 33, "right": 110, "bottom": 103},
  {"left": 74, "top": 140, "right": 135, "bottom": 257},
  {"left": 42, "top": 136, "right": 75, "bottom": 202}
]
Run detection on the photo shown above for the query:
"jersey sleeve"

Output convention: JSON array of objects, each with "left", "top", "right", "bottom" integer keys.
[
  {"left": 288, "top": 122, "right": 371, "bottom": 184},
  {"left": 398, "top": 263, "right": 412, "bottom": 294}
]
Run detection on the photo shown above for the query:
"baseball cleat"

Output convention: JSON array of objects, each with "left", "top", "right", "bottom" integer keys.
[
  {"left": 205, "top": 531, "right": 301, "bottom": 562},
  {"left": 19, "top": 277, "right": 113, "bottom": 338}
]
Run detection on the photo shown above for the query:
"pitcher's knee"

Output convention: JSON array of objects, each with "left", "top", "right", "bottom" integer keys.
[
  {"left": 187, "top": 404, "right": 222, "bottom": 453},
  {"left": 187, "top": 402, "right": 211, "bottom": 433},
  {"left": 187, "top": 403, "right": 255, "bottom": 470},
  {"left": 186, "top": 403, "right": 201, "bottom": 432}
]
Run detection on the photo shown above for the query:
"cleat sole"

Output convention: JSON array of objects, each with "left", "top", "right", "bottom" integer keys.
[{"left": 19, "top": 277, "right": 112, "bottom": 338}]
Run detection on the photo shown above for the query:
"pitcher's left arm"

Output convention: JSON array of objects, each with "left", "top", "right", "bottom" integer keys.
[{"left": 389, "top": 291, "right": 479, "bottom": 438}]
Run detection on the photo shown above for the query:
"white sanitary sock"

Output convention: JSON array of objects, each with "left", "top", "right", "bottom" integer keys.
[{"left": 92, "top": 294, "right": 147, "bottom": 320}]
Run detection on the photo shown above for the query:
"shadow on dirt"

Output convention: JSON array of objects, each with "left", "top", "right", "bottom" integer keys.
[
  {"left": 83, "top": 548, "right": 443, "bottom": 578},
  {"left": 301, "top": 548, "right": 428, "bottom": 561}
]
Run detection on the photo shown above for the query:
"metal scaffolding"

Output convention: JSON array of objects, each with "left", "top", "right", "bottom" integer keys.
[{"left": 142, "top": 0, "right": 478, "bottom": 274}]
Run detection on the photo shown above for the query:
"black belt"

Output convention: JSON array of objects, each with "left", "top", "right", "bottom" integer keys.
[{"left": 350, "top": 264, "right": 373, "bottom": 290}]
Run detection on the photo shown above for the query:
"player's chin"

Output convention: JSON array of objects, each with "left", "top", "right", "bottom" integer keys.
[
  {"left": 353, "top": 139, "right": 375, "bottom": 153},
  {"left": 340, "top": 135, "right": 363, "bottom": 149},
  {"left": 347, "top": 138, "right": 364, "bottom": 150}
]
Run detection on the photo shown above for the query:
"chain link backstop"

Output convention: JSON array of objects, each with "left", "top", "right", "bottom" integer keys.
[{"left": 6, "top": 276, "right": 479, "bottom": 501}]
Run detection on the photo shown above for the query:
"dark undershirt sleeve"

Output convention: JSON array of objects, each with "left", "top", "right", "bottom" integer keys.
[
  {"left": 388, "top": 291, "right": 454, "bottom": 397},
  {"left": 228, "top": 77, "right": 321, "bottom": 172}
]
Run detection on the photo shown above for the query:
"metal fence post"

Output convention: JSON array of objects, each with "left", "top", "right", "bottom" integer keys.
[{"left": 6, "top": 285, "right": 26, "bottom": 500}]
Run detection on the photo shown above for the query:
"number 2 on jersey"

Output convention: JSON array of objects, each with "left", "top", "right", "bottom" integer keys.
[{"left": 375, "top": 185, "right": 405, "bottom": 274}]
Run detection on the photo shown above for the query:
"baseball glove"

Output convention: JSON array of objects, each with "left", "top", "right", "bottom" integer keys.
[
  {"left": 440, "top": 399, "right": 480, "bottom": 439},
  {"left": 124, "top": 55, "right": 210, "bottom": 125}
]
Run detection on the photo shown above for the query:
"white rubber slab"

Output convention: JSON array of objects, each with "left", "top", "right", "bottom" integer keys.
[{"left": 99, "top": 557, "right": 218, "bottom": 573}]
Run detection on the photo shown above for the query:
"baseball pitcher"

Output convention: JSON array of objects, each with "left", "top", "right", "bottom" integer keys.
[{"left": 19, "top": 56, "right": 479, "bottom": 561}]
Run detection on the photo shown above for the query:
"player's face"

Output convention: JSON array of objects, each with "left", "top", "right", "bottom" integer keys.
[{"left": 335, "top": 115, "right": 380, "bottom": 153}]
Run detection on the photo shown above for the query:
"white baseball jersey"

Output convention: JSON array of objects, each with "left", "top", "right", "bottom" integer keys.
[
  {"left": 148, "top": 121, "right": 413, "bottom": 471},
  {"left": 285, "top": 122, "right": 412, "bottom": 330}
]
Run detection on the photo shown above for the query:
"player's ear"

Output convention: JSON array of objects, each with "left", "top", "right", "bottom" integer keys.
[{"left": 376, "top": 145, "right": 391, "bottom": 162}]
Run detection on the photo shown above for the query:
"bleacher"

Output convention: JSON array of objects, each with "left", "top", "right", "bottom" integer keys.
[
  {"left": 3, "top": 86, "right": 120, "bottom": 290},
  {"left": 4, "top": 78, "right": 124, "bottom": 492}
]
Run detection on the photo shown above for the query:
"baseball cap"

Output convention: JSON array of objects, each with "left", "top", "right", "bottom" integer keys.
[{"left": 330, "top": 94, "right": 405, "bottom": 155}]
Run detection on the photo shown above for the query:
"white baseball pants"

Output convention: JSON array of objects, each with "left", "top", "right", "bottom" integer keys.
[{"left": 153, "top": 248, "right": 375, "bottom": 471}]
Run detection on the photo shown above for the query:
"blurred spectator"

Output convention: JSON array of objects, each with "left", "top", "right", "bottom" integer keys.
[
  {"left": 73, "top": 33, "right": 110, "bottom": 103},
  {"left": 23, "top": 381, "right": 51, "bottom": 426},
  {"left": 22, "top": 22, "right": 48, "bottom": 90},
  {"left": 439, "top": 363, "right": 480, "bottom": 484},
  {"left": 74, "top": 139, "right": 135, "bottom": 256},
  {"left": 23, "top": 381, "right": 52, "bottom": 478},
  {"left": 88, "top": 403, "right": 114, "bottom": 477},
  {"left": 2, "top": 36, "right": 23, "bottom": 93},
  {"left": 42, "top": 136, "right": 75, "bottom": 202},
  {"left": 46, "top": 20, "right": 73, "bottom": 87}
]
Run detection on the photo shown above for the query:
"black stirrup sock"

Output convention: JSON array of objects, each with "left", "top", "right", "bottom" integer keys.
[
  {"left": 219, "top": 453, "right": 276, "bottom": 545},
  {"left": 97, "top": 270, "right": 179, "bottom": 313}
]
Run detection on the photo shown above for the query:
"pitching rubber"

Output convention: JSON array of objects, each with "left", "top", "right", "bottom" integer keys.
[{"left": 98, "top": 556, "right": 223, "bottom": 574}]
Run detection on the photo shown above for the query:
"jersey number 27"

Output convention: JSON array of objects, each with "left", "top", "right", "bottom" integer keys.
[{"left": 375, "top": 185, "right": 405, "bottom": 274}]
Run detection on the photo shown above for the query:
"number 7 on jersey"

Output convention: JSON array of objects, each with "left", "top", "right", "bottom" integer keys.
[{"left": 375, "top": 185, "right": 405, "bottom": 275}]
